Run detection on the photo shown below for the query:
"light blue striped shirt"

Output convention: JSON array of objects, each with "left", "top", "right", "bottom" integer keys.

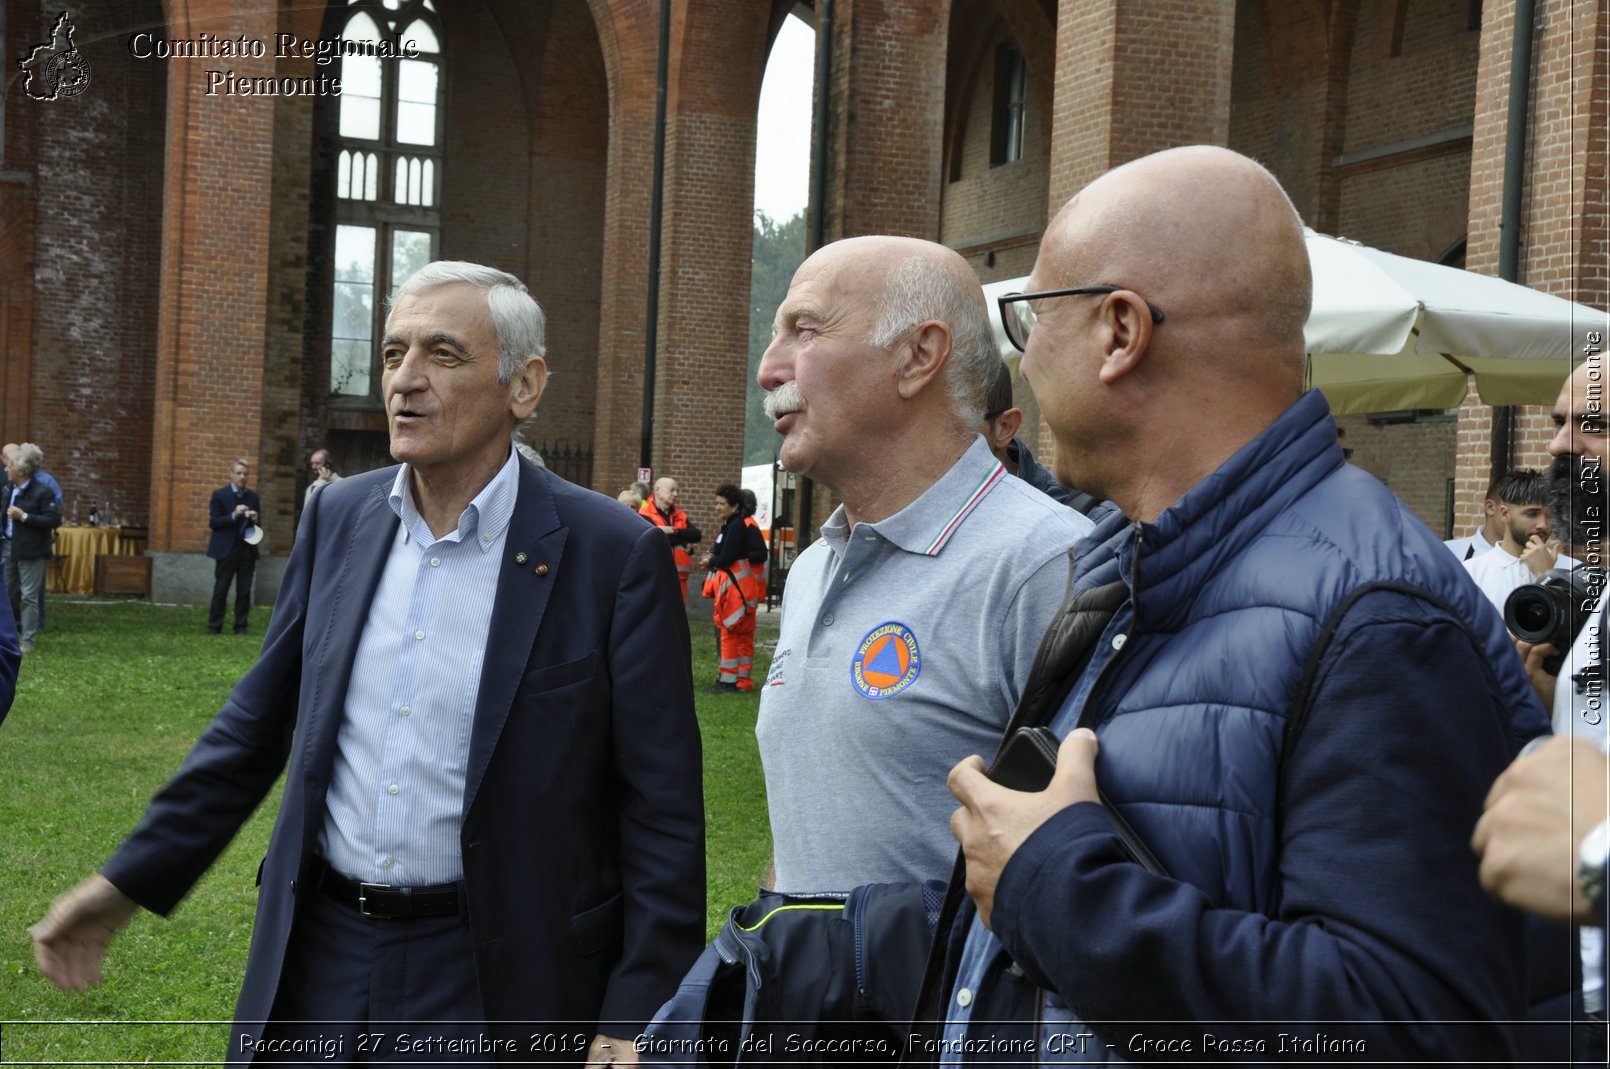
[{"left": 319, "top": 450, "right": 519, "bottom": 886}]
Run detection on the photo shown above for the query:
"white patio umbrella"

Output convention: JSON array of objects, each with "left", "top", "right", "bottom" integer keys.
[
  {"left": 1302, "top": 228, "right": 1605, "bottom": 415},
  {"left": 981, "top": 230, "right": 1608, "bottom": 416}
]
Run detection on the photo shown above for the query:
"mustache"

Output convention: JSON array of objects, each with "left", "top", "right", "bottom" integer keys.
[
  {"left": 763, "top": 382, "right": 804, "bottom": 422},
  {"left": 1547, "top": 453, "right": 1607, "bottom": 550}
]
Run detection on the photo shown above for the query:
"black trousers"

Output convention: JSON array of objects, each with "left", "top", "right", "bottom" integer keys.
[
  {"left": 245, "top": 886, "right": 484, "bottom": 1066},
  {"left": 208, "top": 544, "right": 256, "bottom": 632}
]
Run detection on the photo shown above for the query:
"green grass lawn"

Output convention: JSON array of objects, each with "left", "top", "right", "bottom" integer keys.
[{"left": 0, "top": 599, "right": 773, "bottom": 1063}]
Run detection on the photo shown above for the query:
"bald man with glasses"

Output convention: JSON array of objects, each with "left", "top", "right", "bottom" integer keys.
[{"left": 912, "top": 145, "right": 1549, "bottom": 1061}]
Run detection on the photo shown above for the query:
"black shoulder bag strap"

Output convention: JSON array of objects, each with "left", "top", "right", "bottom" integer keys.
[{"left": 905, "top": 555, "right": 1131, "bottom": 1053}]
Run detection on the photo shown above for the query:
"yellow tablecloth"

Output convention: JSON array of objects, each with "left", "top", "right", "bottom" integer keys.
[{"left": 51, "top": 526, "right": 129, "bottom": 594}]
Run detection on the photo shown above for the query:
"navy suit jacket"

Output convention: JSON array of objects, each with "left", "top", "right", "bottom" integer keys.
[
  {"left": 207, "top": 485, "right": 262, "bottom": 560},
  {"left": 104, "top": 458, "right": 706, "bottom": 1060}
]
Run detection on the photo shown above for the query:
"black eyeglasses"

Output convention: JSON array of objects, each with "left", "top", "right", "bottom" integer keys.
[{"left": 997, "top": 286, "right": 1165, "bottom": 352}]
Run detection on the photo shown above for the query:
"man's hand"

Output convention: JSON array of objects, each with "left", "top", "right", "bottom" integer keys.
[
  {"left": 586, "top": 1033, "right": 639, "bottom": 1068},
  {"left": 29, "top": 874, "right": 139, "bottom": 992},
  {"left": 657, "top": 525, "right": 675, "bottom": 536},
  {"left": 949, "top": 728, "right": 1100, "bottom": 928},
  {"left": 1520, "top": 534, "right": 1561, "bottom": 579},
  {"left": 5, "top": 505, "right": 23, "bottom": 520},
  {"left": 1515, "top": 637, "right": 1560, "bottom": 710},
  {"left": 1473, "top": 736, "right": 1608, "bottom": 924},
  {"left": 233, "top": 503, "right": 248, "bottom": 517}
]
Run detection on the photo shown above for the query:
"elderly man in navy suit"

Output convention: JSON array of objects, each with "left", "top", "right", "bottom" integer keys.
[
  {"left": 32, "top": 261, "right": 706, "bottom": 1064},
  {"left": 206, "top": 459, "right": 262, "bottom": 634}
]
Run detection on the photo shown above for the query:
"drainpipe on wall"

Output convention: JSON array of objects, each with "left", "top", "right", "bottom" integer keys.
[
  {"left": 641, "top": 0, "right": 672, "bottom": 472},
  {"left": 795, "top": 0, "right": 833, "bottom": 552},
  {"left": 1490, "top": 0, "right": 1537, "bottom": 478}
]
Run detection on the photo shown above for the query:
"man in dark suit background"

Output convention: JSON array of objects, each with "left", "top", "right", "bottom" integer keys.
[
  {"left": 5, "top": 442, "right": 62, "bottom": 654},
  {"left": 32, "top": 261, "right": 706, "bottom": 1064},
  {"left": 206, "top": 459, "right": 261, "bottom": 635}
]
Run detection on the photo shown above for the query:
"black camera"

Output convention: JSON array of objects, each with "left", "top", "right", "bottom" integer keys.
[{"left": 1504, "top": 566, "right": 1605, "bottom": 676}]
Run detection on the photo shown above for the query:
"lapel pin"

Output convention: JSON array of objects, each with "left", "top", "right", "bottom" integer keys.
[
  {"left": 514, "top": 552, "right": 528, "bottom": 565},
  {"left": 535, "top": 563, "right": 549, "bottom": 576}
]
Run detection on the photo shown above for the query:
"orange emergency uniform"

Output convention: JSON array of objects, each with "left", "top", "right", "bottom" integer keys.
[
  {"left": 640, "top": 499, "right": 698, "bottom": 600},
  {"left": 701, "top": 511, "right": 767, "bottom": 692},
  {"left": 703, "top": 560, "right": 759, "bottom": 691}
]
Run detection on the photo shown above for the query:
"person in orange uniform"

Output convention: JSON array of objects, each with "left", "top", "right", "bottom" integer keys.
[
  {"left": 700, "top": 484, "right": 767, "bottom": 693},
  {"left": 640, "top": 477, "right": 701, "bottom": 601},
  {"left": 739, "top": 489, "right": 768, "bottom": 604}
]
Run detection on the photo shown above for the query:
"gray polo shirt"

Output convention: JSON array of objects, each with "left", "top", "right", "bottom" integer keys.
[{"left": 757, "top": 435, "right": 1093, "bottom": 891}]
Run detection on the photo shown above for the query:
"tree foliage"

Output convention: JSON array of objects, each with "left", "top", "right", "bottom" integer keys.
[{"left": 745, "top": 209, "right": 808, "bottom": 467}]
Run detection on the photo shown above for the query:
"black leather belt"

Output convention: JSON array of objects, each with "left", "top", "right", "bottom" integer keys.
[{"left": 312, "top": 858, "right": 462, "bottom": 920}]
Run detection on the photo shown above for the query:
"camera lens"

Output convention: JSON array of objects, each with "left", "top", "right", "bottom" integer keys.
[
  {"left": 1510, "top": 596, "right": 1552, "bottom": 637},
  {"left": 1504, "top": 584, "right": 1567, "bottom": 645}
]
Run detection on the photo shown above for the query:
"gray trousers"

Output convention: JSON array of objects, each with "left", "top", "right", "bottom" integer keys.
[{"left": 4, "top": 554, "right": 46, "bottom": 642}]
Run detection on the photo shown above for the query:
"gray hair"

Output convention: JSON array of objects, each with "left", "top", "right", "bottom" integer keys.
[
  {"left": 866, "top": 256, "right": 994, "bottom": 425},
  {"left": 392, "top": 261, "right": 547, "bottom": 384},
  {"left": 512, "top": 413, "right": 545, "bottom": 467},
  {"left": 232, "top": 458, "right": 250, "bottom": 472},
  {"left": 12, "top": 443, "right": 42, "bottom": 477},
  {"left": 12, "top": 441, "right": 43, "bottom": 476}
]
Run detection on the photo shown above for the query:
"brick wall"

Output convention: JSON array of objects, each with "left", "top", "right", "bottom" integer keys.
[
  {"left": 1, "top": 0, "right": 43, "bottom": 451},
  {"left": 1232, "top": 0, "right": 1512, "bottom": 540},
  {"left": 258, "top": 2, "right": 324, "bottom": 544},
  {"left": 590, "top": 0, "right": 662, "bottom": 498},
  {"left": 17, "top": 0, "right": 165, "bottom": 525},
  {"left": 1456, "top": 0, "right": 1610, "bottom": 536},
  {"left": 147, "top": 0, "right": 277, "bottom": 553},
  {"left": 1335, "top": 0, "right": 1478, "bottom": 259},
  {"left": 522, "top": 0, "right": 609, "bottom": 457},
  {"left": 4, "top": 0, "right": 1603, "bottom": 589},
  {"left": 1045, "top": 0, "right": 1234, "bottom": 210},
  {"left": 825, "top": 0, "right": 947, "bottom": 239},
  {"left": 441, "top": 4, "right": 530, "bottom": 272},
  {"left": 939, "top": 0, "right": 1051, "bottom": 278},
  {"left": 1337, "top": 413, "right": 1460, "bottom": 534},
  {"left": 1447, "top": 392, "right": 1496, "bottom": 537},
  {"left": 1228, "top": 0, "right": 1341, "bottom": 228},
  {"left": 1027, "top": 0, "right": 1235, "bottom": 473}
]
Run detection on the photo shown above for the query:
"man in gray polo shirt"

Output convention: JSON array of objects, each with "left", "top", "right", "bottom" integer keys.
[{"left": 754, "top": 235, "right": 1092, "bottom": 891}]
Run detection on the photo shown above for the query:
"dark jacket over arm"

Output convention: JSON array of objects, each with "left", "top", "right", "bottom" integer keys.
[
  {"left": 709, "top": 513, "right": 763, "bottom": 571},
  {"left": 7, "top": 481, "right": 62, "bottom": 559},
  {"left": 990, "top": 579, "right": 1534, "bottom": 1058}
]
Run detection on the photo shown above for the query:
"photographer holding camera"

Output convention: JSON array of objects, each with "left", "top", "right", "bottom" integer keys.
[
  {"left": 1477, "top": 358, "right": 1609, "bottom": 1061},
  {"left": 1511, "top": 361, "right": 1608, "bottom": 744}
]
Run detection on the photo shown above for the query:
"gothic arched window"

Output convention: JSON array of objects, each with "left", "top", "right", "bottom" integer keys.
[{"left": 329, "top": 0, "right": 442, "bottom": 399}]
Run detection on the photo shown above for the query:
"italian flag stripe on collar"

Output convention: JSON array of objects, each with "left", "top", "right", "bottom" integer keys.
[{"left": 923, "top": 461, "right": 1006, "bottom": 556}]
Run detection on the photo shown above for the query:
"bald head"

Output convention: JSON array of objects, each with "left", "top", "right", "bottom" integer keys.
[
  {"left": 652, "top": 477, "right": 679, "bottom": 510},
  {"left": 1045, "top": 146, "right": 1310, "bottom": 381},
  {"left": 758, "top": 235, "right": 996, "bottom": 521},
  {"left": 830, "top": 236, "right": 996, "bottom": 426},
  {"left": 1020, "top": 147, "right": 1316, "bottom": 521}
]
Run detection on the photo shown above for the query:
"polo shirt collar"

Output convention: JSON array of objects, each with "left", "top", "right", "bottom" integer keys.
[{"left": 825, "top": 435, "right": 1006, "bottom": 558}]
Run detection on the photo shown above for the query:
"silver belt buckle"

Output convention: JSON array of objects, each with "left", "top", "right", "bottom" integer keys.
[{"left": 357, "top": 881, "right": 392, "bottom": 917}]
